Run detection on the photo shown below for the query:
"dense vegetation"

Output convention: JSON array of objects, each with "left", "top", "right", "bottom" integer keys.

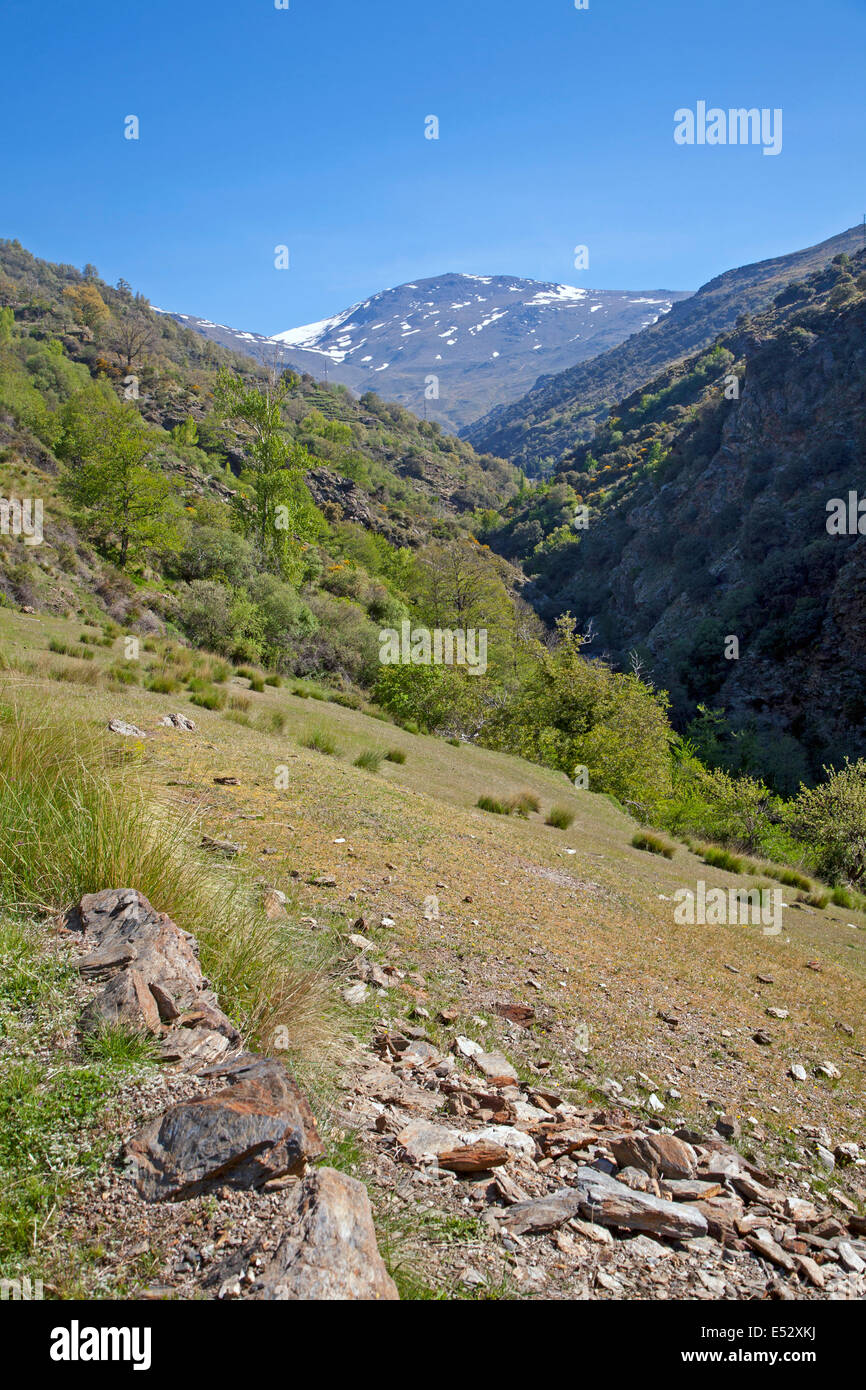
[{"left": 2, "top": 239, "right": 865, "bottom": 900}]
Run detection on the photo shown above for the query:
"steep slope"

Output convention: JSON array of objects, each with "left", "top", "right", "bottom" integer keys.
[
  {"left": 159, "top": 273, "right": 689, "bottom": 434},
  {"left": 466, "top": 225, "right": 866, "bottom": 472},
  {"left": 483, "top": 247, "right": 866, "bottom": 789},
  {"left": 0, "top": 239, "right": 521, "bottom": 679}
]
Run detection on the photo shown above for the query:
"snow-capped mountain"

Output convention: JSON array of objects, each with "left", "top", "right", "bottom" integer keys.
[{"left": 158, "top": 273, "right": 690, "bottom": 434}]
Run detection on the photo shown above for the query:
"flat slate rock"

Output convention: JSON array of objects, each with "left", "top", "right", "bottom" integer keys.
[
  {"left": 125, "top": 1058, "right": 324, "bottom": 1200},
  {"left": 572, "top": 1166, "right": 709, "bottom": 1241},
  {"left": 610, "top": 1132, "right": 697, "bottom": 1181}
]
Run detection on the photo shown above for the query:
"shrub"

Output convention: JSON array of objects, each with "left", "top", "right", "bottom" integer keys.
[
  {"left": 545, "top": 806, "right": 575, "bottom": 830},
  {"left": 631, "top": 831, "right": 675, "bottom": 858},
  {"left": 787, "top": 759, "right": 866, "bottom": 886}
]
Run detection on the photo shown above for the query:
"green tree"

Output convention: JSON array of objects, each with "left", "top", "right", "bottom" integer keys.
[
  {"left": 788, "top": 759, "right": 866, "bottom": 886},
  {"left": 57, "top": 384, "right": 181, "bottom": 567},
  {"left": 487, "top": 614, "right": 674, "bottom": 810},
  {"left": 214, "top": 368, "right": 322, "bottom": 576}
]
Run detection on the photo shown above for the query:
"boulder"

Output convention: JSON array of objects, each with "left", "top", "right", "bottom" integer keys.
[
  {"left": 125, "top": 1057, "right": 324, "bottom": 1200},
  {"left": 610, "top": 1132, "right": 697, "bottom": 1180},
  {"left": 246, "top": 1168, "right": 398, "bottom": 1300}
]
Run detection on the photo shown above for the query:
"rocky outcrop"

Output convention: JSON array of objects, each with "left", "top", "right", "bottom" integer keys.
[{"left": 67, "top": 888, "right": 398, "bottom": 1301}]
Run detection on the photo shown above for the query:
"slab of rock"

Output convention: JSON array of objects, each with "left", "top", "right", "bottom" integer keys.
[
  {"left": 610, "top": 1132, "right": 697, "bottom": 1180},
  {"left": 571, "top": 1165, "right": 708, "bottom": 1241},
  {"left": 473, "top": 1051, "right": 519, "bottom": 1086},
  {"left": 395, "top": 1118, "right": 510, "bottom": 1172},
  {"left": 107, "top": 718, "right": 147, "bottom": 737},
  {"left": 662, "top": 1178, "right": 724, "bottom": 1202},
  {"left": 201, "top": 835, "right": 242, "bottom": 857},
  {"left": 126, "top": 1057, "right": 324, "bottom": 1200},
  {"left": 497, "top": 1187, "right": 585, "bottom": 1236},
  {"left": 243, "top": 1168, "right": 398, "bottom": 1301}
]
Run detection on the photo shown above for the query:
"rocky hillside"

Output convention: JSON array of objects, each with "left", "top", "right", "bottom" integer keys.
[
  {"left": 466, "top": 225, "right": 866, "bottom": 474},
  {"left": 160, "top": 274, "right": 689, "bottom": 435},
  {"left": 483, "top": 247, "right": 866, "bottom": 790},
  {"left": 0, "top": 240, "right": 521, "bottom": 665}
]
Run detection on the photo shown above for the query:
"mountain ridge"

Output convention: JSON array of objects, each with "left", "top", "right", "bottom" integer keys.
[
  {"left": 465, "top": 224, "right": 866, "bottom": 471},
  {"left": 157, "top": 272, "right": 690, "bottom": 435}
]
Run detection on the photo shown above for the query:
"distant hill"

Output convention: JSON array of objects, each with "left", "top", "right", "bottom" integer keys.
[
  {"left": 157, "top": 273, "right": 689, "bottom": 434},
  {"left": 465, "top": 225, "right": 866, "bottom": 472},
  {"left": 481, "top": 243, "right": 866, "bottom": 789}
]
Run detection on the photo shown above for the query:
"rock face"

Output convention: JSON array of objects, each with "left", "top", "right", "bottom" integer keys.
[
  {"left": 246, "top": 1168, "right": 399, "bottom": 1301},
  {"left": 125, "top": 1056, "right": 324, "bottom": 1201}
]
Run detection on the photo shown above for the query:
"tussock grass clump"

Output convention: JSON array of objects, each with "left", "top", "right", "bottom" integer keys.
[
  {"left": 264, "top": 675, "right": 282, "bottom": 687},
  {"left": 79, "top": 1022, "right": 160, "bottom": 1068},
  {"left": 354, "top": 749, "right": 383, "bottom": 773},
  {"left": 384, "top": 748, "right": 406, "bottom": 764},
  {"left": 146, "top": 674, "right": 181, "bottom": 695},
  {"left": 701, "top": 845, "right": 747, "bottom": 874},
  {"left": 509, "top": 791, "right": 540, "bottom": 818},
  {"left": 49, "top": 662, "right": 101, "bottom": 687},
  {"left": 802, "top": 890, "right": 830, "bottom": 910},
  {"left": 189, "top": 686, "right": 227, "bottom": 711},
  {"left": 477, "top": 795, "right": 510, "bottom": 815},
  {"left": 249, "top": 676, "right": 265, "bottom": 693},
  {"left": 545, "top": 806, "right": 575, "bottom": 830},
  {"left": 302, "top": 728, "right": 339, "bottom": 756},
  {"left": 631, "top": 830, "right": 675, "bottom": 858},
  {"left": 49, "top": 638, "right": 94, "bottom": 661},
  {"left": 0, "top": 709, "right": 340, "bottom": 1058},
  {"left": 258, "top": 710, "right": 285, "bottom": 734},
  {"left": 228, "top": 694, "right": 250, "bottom": 712}
]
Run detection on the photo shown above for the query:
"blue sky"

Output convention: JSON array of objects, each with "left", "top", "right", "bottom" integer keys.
[{"left": 1, "top": 0, "right": 864, "bottom": 333}]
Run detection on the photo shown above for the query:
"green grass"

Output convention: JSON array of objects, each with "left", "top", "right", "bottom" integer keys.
[
  {"left": 385, "top": 748, "right": 406, "bottom": 764},
  {"left": 78, "top": 1022, "right": 161, "bottom": 1068},
  {"left": 631, "top": 830, "right": 675, "bottom": 858},
  {"left": 146, "top": 674, "right": 181, "bottom": 695},
  {"left": 701, "top": 845, "right": 747, "bottom": 874},
  {"left": 545, "top": 805, "right": 575, "bottom": 830},
  {"left": 509, "top": 791, "right": 540, "bottom": 817},
  {"left": 477, "top": 795, "right": 510, "bottom": 815}
]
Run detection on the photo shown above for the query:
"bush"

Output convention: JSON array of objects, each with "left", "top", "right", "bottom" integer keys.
[
  {"left": 787, "top": 759, "right": 866, "bottom": 886},
  {"left": 545, "top": 806, "right": 575, "bottom": 830}
]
